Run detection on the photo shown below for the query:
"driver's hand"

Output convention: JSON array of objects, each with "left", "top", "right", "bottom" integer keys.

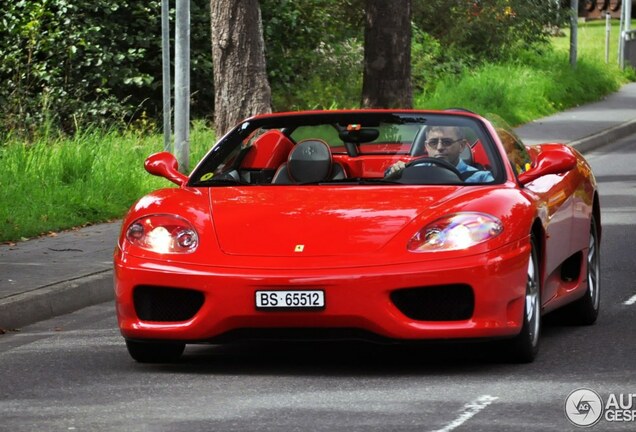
[{"left": 385, "top": 160, "right": 406, "bottom": 178}]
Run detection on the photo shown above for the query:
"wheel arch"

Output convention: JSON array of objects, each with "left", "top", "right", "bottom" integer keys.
[
  {"left": 593, "top": 192, "right": 601, "bottom": 243},
  {"left": 530, "top": 218, "right": 546, "bottom": 296},
  {"left": 530, "top": 219, "right": 545, "bottom": 264}
]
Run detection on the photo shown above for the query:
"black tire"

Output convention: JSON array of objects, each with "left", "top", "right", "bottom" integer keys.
[
  {"left": 125, "top": 340, "right": 185, "bottom": 363},
  {"left": 506, "top": 235, "right": 541, "bottom": 363},
  {"left": 569, "top": 215, "right": 601, "bottom": 325}
]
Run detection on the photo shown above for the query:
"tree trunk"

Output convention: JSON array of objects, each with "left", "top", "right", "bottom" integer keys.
[
  {"left": 361, "top": 0, "right": 412, "bottom": 108},
  {"left": 210, "top": 0, "right": 272, "bottom": 136}
]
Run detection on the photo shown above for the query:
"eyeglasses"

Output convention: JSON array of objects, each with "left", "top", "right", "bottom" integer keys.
[{"left": 425, "top": 138, "right": 463, "bottom": 148}]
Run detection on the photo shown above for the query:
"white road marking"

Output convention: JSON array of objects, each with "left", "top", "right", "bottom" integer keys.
[
  {"left": 430, "top": 394, "right": 499, "bottom": 432},
  {"left": 624, "top": 295, "right": 636, "bottom": 306}
]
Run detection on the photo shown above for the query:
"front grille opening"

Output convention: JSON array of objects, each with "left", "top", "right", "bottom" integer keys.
[
  {"left": 133, "top": 286, "right": 204, "bottom": 322},
  {"left": 390, "top": 284, "right": 474, "bottom": 321}
]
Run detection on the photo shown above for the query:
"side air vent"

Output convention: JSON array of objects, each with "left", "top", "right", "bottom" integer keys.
[{"left": 560, "top": 251, "right": 582, "bottom": 282}]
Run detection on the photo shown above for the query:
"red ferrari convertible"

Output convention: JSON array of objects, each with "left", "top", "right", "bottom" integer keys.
[{"left": 114, "top": 110, "right": 601, "bottom": 363}]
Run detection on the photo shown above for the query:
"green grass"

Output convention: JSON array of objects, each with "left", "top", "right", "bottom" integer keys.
[
  {"left": 0, "top": 123, "right": 213, "bottom": 242},
  {"left": 415, "top": 20, "right": 635, "bottom": 125}
]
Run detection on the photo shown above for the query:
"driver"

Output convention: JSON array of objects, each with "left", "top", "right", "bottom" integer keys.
[{"left": 384, "top": 126, "right": 494, "bottom": 182}]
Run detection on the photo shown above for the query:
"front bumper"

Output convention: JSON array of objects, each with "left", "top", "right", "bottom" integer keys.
[{"left": 114, "top": 240, "right": 530, "bottom": 343}]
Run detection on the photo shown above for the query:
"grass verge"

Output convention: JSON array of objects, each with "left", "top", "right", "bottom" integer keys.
[{"left": 0, "top": 123, "right": 213, "bottom": 242}]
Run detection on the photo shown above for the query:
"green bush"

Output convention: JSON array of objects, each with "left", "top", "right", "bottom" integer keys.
[
  {"left": 413, "top": 0, "right": 565, "bottom": 62},
  {"left": 0, "top": 0, "right": 212, "bottom": 138},
  {"left": 0, "top": 1, "right": 576, "bottom": 135},
  {"left": 261, "top": 0, "right": 364, "bottom": 110},
  {"left": 413, "top": 1, "right": 571, "bottom": 106}
]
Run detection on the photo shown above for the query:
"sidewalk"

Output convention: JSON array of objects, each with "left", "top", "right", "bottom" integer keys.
[{"left": 2, "top": 82, "right": 636, "bottom": 330}]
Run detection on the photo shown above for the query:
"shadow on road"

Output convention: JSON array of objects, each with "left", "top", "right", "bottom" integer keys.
[{"left": 136, "top": 318, "right": 590, "bottom": 376}]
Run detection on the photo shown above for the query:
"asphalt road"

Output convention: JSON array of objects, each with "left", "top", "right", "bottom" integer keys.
[{"left": 1, "top": 135, "right": 636, "bottom": 432}]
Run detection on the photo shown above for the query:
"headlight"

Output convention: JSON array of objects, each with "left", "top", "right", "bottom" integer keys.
[
  {"left": 407, "top": 212, "right": 503, "bottom": 252},
  {"left": 125, "top": 215, "right": 199, "bottom": 254}
]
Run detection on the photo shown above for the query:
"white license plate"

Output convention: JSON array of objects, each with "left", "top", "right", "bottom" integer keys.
[{"left": 255, "top": 290, "right": 325, "bottom": 309}]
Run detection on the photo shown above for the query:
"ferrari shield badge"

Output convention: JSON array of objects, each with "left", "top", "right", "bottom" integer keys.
[{"left": 294, "top": 244, "right": 304, "bottom": 252}]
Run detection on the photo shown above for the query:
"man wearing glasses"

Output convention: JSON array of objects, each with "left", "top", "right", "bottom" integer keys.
[{"left": 385, "top": 126, "right": 494, "bottom": 182}]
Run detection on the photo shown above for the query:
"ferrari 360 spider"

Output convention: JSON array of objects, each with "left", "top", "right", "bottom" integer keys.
[{"left": 114, "top": 109, "right": 601, "bottom": 363}]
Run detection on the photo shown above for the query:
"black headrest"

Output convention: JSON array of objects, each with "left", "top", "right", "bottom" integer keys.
[{"left": 288, "top": 139, "right": 332, "bottom": 183}]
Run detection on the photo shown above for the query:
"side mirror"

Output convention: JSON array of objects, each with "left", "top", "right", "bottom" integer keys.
[
  {"left": 144, "top": 152, "right": 188, "bottom": 186},
  {"left": 518, "top": 145, "right": 577, "bottom": 186}
]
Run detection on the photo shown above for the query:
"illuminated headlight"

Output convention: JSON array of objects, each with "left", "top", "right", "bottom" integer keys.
[
  {"left": 407, "top": 212, "right": 503, "bottom": 252},
  {"left": 125, "top": 215, "right": 199, "bottom": 254}
]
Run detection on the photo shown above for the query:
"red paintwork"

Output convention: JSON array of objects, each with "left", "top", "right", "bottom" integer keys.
[
  {"left": 115, "top": 241, "right": 529, "bottom": 341},
  {"left": 518, "top": 144, "right": 577, "bottom": 185},
  {"left": 334, "top": 154, "right": 416, "bottom": 178},
  {"left": 144, "top": 152, "right": 187, "bottom": 186},
  {"left": 114, "top": 110, "right": 599, "bottom": 345}
]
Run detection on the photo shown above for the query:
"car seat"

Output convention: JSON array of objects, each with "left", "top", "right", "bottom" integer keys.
[
  {"left": 239, "top": 130, "right": 295, "bottom": 183},
  {"left": 272, "top": 139, "right": 347, "bottom": 184}
]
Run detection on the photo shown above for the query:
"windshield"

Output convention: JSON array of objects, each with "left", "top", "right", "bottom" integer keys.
[
  {"left": 188, "top": 112, "right": 504, "bottom": 186},
  {"left": 486, "top": 113, "right": 533, "bottom": 177}
]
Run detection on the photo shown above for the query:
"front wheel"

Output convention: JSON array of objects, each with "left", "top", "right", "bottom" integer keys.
[
  {"left": 506, "top": 235, "right": 541, "bottom": 363},
  {"left": 125, "top": 340, "right": 185, "bottom": 363}
]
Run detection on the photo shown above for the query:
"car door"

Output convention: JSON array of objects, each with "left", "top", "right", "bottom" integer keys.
[{"left": 508, "top": 138, "right": 576, "bottom": 304}]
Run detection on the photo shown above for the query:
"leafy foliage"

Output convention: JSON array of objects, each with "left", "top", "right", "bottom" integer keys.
[
  {"left": 0, "top": 0, "right": 615, "bottom": 137},
  {"left": 0, "top": 0, "right": 212, "bottom": 138},
  {"left": 410, "top": 0, "right": 569, "bottom": 96},
  {"left": 261, "top": 0, "right": 365, "bottom": 109},
  {"left": 413, "top": 0, "right": 566, "bottom": 61},
  {"left": 260, "top": 0, "right": 569, "bottom": 110}
]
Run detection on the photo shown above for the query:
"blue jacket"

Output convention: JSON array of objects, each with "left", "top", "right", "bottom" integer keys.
[{"left": 456, "top": 159, "right": 494, "bottom": 183}]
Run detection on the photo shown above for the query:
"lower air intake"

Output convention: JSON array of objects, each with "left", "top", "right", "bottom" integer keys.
[
  {"left": 390, "top": 284, "right": 474, "bottom": 321},
  {"left": 133, "top": 286, "right": 204, "bottom": 322}
]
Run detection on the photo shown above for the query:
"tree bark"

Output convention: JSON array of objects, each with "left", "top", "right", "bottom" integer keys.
[
  {"left": 361, "top": 0, "right": 412, "bottom": 108},
  {"left": 210, "top": 0, "right": 272, "bottom": 136}
]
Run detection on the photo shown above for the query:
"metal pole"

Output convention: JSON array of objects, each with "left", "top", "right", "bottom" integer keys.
[
  {"left": 161, "top": 0, "right": 172, "bottom": 153},
  {"left": 620, "top": 1, "right": 627, "bottom": 69},
  {"left": 623, "top": 0, "right": 634, "bottom": 70},
  {"left": 619, "top": 0, "right": 625, "bottom": 65},
  {"left": 606, "top": 12, "right": 611, "bottom": 64},
  {"left": 570, "top": 0, "right": 578, "bottom": 68},
  {"left": 174, "top": 0, "right": 190, "bottom": 172}
]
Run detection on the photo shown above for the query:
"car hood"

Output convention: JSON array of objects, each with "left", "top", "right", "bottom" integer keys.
[{"left": 209, "top": 185, "right": 465, "bottom": 257}]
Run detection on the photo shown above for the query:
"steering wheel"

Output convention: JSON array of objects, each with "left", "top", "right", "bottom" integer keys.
[{"left": 403, "top": 157, "right": 462, "bottom": 178}]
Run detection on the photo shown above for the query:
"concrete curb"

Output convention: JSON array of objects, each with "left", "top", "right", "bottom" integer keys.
[
  {"left": 0, "top": 271, "right": 113, "bottom": 329},
  {"left": 569, "top": 117, "right": 636, "bottom": 153}
]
